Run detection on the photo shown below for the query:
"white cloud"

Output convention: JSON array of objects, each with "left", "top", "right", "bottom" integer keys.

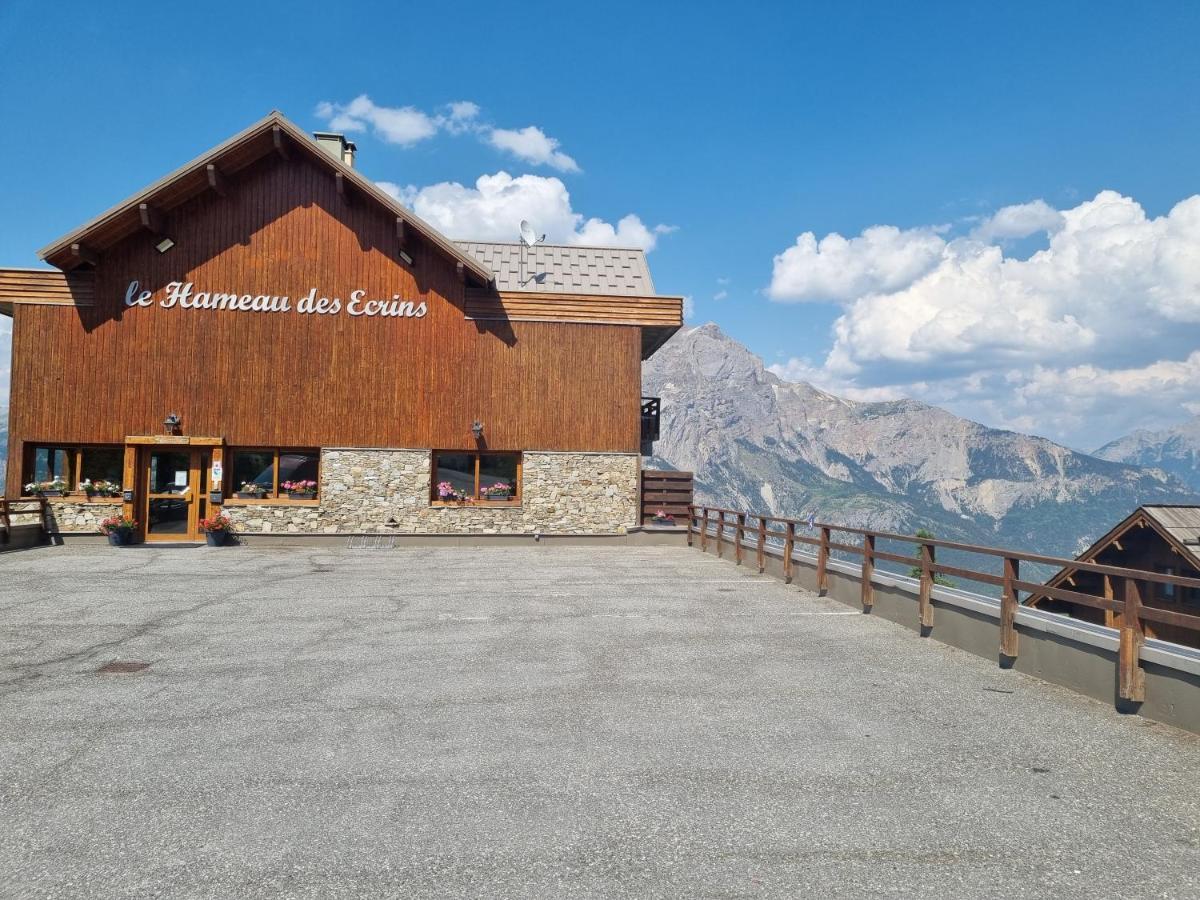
[
  {"left": 488, "top": 126, "right": 579, "bottom": 173},
  {"left": 0, "top": 315, "right": 10, "bottom": 408},
  {"left": 682, "top": 295, "right": 696, "bottom": 321},
  {"left": 315, "top": 97, "right": 582, "bottom": 172},
  {"left": 768, "top": 224, "right": 947, "bottom": 302},
  {"left": 969, "top": 199, "right": 1064, "bottom": 243},
  {"left": 767, "top": 190, "right": 1200, "bottom": 447},
  {"left": 713, "top": 289, "right": 728, "bottom": 301},
  {"left": 392, "top": 171, "right": 672, "bottom": 251},
  {"left": 315, "top": 95, "right": 438, "bottom": 147}
]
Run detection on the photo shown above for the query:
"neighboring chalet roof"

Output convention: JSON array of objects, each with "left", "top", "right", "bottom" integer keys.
[
  {"left": 1024, "top": 505, "right": 1200, "bottom": 607},
  {"left": 36, "top": 111, "right": 493, "bottom": 286},
  {"left": 455, "top": 242, "right": 656, "bottom": 297}
]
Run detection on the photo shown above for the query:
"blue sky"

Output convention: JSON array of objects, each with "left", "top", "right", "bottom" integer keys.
[{"left": 3, "top": 1, "right": 1200, "bottom": 449}]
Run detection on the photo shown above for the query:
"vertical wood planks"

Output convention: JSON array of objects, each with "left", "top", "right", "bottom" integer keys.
[
  {"left": 1000, "top": 556, "right": 1019, "bottom": 659},
  {"left": 861, "top": 533, "right": 875, "bottom": 611},
  {"left": 1118, "top": 576, "right": 1146, "bottom": 703}
]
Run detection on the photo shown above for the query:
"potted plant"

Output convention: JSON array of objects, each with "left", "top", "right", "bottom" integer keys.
[
  {"left": 198, "top": 512, "right": 234, "bottom": 546},
  {"left": 282, "top": 479, "right": 317, "bottom": 500},
  {"left": 481, "top": 482, "right": 513, "bottom": 501},
  {"left": 26, "top": 479, "right": 68, "bottom": 498},
  {"left": 651, "top": 509, "right": 675, "bottom": 526},
  {"left": 436, "top": 481, "right": 466, "bottom": 503},
  {"left": 236, "top": 481, "right": 267, "bottom": 500},
  {"left": 98, "top": 514, "right": 137, "bottom": 546}
]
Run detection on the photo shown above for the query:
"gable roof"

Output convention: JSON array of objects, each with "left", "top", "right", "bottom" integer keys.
[
  {"left": 1025, "top": 505, "right": 1200, "bottom": 606},
  {"left": 38, "top": 111, "right": 493, "bottom": 285},
  {"left": 455, "top": 242, "right": 657, "bottom": 297}
]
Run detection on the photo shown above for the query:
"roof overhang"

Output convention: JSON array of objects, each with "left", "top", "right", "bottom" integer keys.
[{"left": 37, "top": 111, "right": 494, "bottom": 286}]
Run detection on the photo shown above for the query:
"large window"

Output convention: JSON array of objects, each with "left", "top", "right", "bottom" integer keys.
[
  {"left": 432, "top": 451, "right": 521, "bottom": 504},
  {"left": 24, "top": 445, "right": 123, "bottom": 494},
  {"left": 227, "top": 449, "right": 320, "bottom": 500}
]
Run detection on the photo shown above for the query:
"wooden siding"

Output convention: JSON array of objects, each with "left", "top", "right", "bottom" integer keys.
[
  {"left": 641, "top": 470, "right": 694, "bottom": 524},
  {"left": 464, "top": 289, "right": 683, "bottom": 327},
  {"left": 5, "top": 152, "right": 642, "bottom": 497},
  {"left": 0, "top": 269, "right": 94, "bottom": 315}
]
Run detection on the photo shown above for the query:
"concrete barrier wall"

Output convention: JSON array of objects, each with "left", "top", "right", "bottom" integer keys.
[{"left": 694, "top": 529, "right": 1200, "bottom": 734}]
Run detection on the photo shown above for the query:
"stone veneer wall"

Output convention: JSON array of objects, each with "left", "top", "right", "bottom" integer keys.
[
  {"left": 44, "top": 500, "right": 123, "bottom": 533},
  {"left": 224, "top": 449, "right": 640, "bottom": 535}
]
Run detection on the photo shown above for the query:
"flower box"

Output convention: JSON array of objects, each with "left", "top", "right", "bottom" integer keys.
[{"left": 287, "top": 491, "right": 316, "bottom": 500}]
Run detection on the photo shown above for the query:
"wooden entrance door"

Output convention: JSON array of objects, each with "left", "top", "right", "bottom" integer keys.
[{"left": 142, "top": 448, "right": 210, "bottom": 542}]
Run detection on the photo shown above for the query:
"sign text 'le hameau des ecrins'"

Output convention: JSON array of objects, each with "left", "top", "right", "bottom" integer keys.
[{"left": 125, "top": 280, "right": 428, "bottom": 319}]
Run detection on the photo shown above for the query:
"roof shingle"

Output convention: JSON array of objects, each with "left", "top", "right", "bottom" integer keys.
[{"left": 455, "top": 241, "right": 658, "bottom": 297}]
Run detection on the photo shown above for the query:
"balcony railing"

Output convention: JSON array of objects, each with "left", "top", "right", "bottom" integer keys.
[{"left": 640, "top": 396, "right": 661, "bottom": 454}]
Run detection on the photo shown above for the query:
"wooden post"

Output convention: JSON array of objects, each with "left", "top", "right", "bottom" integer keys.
[
  {"left": 1000, "top": 556, "right": 1019, "bottom": 659},
  {"left": 686, "top": 505, "right": 695, "bottom": 546},
  {"left": 1118, "top": 576, "right": 1146, "bottom": 703},
  {"left": 784, "top": 522, "right": 795, "bottom": 584},
  {"left": 918, "top": 542, "right": 935, "bottom": 630},
  {"left": 122, "top": 444, "right": 138, "bottom": 538},
  {"left": 700, "top": 508, "right": 709, "bottom": 551},
  {"left": 1102, "top": 574, "right": 1115, "bottom": 629},
  {"left": 734, "top": 513, "right": 746, "bottom": 565},
  {"left": 816, "top": 526, "right": 830, "bottom": 595},
  {"left": 716, "top": 511, "right": 725, "bottom": 558},
  {"left": 756, "top": 518, "right": 766, "bottom": 574},
  {"left": 861, "top": 533, "right": 875, "bottom": 611}
]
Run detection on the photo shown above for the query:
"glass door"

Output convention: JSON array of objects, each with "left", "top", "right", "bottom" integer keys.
[{"left": 144, "top": 449, "right": 201, "bottom": 541}]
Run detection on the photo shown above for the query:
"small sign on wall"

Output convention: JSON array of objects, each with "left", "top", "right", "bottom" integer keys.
[
  {"left": 209, "top": 491, "right": 223, "bottom": 505},
  {"left": 122, "top": 490, "right": 134, "bottom": 503},
  {"left": 211, "top": 461, "right": 223, "bottom": 485}
]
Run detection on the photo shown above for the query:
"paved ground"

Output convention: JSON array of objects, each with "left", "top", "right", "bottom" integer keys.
[{"left": 0, "top": 543, "right": 1197, "bottom": 899}]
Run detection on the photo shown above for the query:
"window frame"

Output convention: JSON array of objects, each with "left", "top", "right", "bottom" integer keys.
[
  {"left": 431, "top": 450, "right": 522, "bottom": 506},
  {"left": 23, "top": 443, "right": 125, "bottom": 496},
  {"left": 224, "top": 447, "right": 321, "bottom": 504}
]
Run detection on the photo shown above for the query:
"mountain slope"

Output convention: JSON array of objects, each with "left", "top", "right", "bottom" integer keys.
[
  {"left": 643, "top": 324, "right": 1197, "bottom": 556},
  {"left": 1095, "top": 417, "right": 1200, "bottom": 491}
]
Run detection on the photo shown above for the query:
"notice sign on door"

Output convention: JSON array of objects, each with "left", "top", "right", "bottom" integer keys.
[
  {"left": 175, "top": 471, "right": 188, "bottom": 488},
  {"left": 211, "top": 461, "right": 223, "bottom": 485}
]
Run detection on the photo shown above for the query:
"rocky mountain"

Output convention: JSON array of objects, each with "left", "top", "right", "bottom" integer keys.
[
  {"left": 643, "top": 324, "right": 1197, "bottom": 557},
  {"left": 1095, "top": 417, "right": 1200, "bottom": 491}
]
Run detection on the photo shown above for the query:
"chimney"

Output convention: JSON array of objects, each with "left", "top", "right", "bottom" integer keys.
[{"left": 313, "top": 132, "right": 356, "bottom": 168}]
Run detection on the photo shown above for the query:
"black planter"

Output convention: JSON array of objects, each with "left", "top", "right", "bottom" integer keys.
[
  {"left": 236, "top": 492, "right": 264, "bottom": 500},
  {"left": 288, "top": 492, "right": 316, "bottom": 500},
  {"left": 485, "top": 493, "right": 512, "bottom": 502},
  {"left": 205, "top": 531, "right": 229, "bottom": 547},
  {"left": 41, "top": 490, "right": 63, "bottom": 498},
  {"left": 107, "top": 529, "right": 133, "bottom": 546}
]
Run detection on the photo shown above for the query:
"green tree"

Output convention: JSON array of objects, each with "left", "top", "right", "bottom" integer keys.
[{"left": 909, "top": 528, "right": 953, "bottom": 586}]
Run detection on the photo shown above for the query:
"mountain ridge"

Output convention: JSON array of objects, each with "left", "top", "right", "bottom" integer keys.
[
  {"left": 642, "top": 323, "right": 1196, "bottom": 557},
  {"left": 1095, "top": 417, "right": 1200, "bottom": 491}
]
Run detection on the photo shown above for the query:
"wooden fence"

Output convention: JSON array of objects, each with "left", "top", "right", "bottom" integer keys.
[
  {"left": 641, "top": 470, "right": 693, "bottom": 524},
  {"left": 0, "top": 496, "right": 49, "bottom": 544},
  {"left": 687, "top": 505, "right": 1200, "bottom": 705}
]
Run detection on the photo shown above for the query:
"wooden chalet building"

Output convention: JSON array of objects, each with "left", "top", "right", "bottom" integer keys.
[
  {"left": 1025, "top": 505, "right": 1200, "bottom": 648},
  {"left": 0, "top": 112, "right": 683, "bottom": 542}
]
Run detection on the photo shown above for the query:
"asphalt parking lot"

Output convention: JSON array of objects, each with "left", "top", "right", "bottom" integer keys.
[{"left": 1, "top": 543, "right": 1198, "bottom": 898}]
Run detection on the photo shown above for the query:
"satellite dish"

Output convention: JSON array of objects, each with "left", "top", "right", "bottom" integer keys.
[{"left": 519, "top": 220, "right": 545, "bottom": 247}]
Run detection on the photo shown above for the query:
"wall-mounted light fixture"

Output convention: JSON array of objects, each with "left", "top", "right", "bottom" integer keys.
[
  {"left": 471, "top": 420, "right": 484, "bottom": 440},
  {"left": 155, "top": 237, "right": 176, "bottom": 254},
  {"left": 163, "top": 412, "right": 181, "bottom": 435}
]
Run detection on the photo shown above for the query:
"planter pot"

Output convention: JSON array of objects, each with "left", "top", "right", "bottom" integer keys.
[
  {"left": 40, "top": 490, "right": 63, "bottom": 498},
  {"left": 484, "top": 493, "right": 512, "bottom": 502},
  {"left": 287, "top": 492, "right": 316, "bottom": 500},
  {"left": 236, "top": 492, "right": 265, "bottom": 500},
  {"left": 107, "top": 529, "right": 133, "bottom": 546},
  {"left": 205, "top": 531, "right": 229, "bottom": 547}
]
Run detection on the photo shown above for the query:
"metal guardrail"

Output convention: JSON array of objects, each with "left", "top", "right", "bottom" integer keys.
[{"left": 687, "top": 505, "right": 1200, "bottom": 705}]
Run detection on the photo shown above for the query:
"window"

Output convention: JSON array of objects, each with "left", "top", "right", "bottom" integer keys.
[
  {"left": 1157, "top": 566, "right": 1177, "bottom": 602},
  {"left": 432, "top": 451, "right": 521, "bottom": 503},
  {"left": 227, "top": 449, "right": 320, "bottom": 500},
  {"left": 24, "top": 445, "right": 124, "bottom": 494}
]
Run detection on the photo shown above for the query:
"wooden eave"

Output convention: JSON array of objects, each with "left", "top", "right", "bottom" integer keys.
[
  {"left": 1024, "top": 508, "right": 1196, "bottom": 607},
  {"left": 0, "top": 267, "right": 95, "bottom": 316},
  {"left": 463, "top": 288, "right": 683, "bottom": 360},
  {"left": 37, "top": 111, "right": 494, "bottom": 287}
]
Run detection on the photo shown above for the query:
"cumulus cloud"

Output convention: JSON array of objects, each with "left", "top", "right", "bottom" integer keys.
[
  {"left": 315, "top": 97, "right": 581, "bottom": 172},
  {"left": 488, "top": 126, "right": 579, "bottom": 173},
  {"left": 767, "top": 191, "right": 1200, "bottom": 447},
  {"left": 0, "top": 316, "right": 10, "bottom": 407},
  {"left": 768, "top": 225, "right": 947, "bottom": 302},
  {"left": 388, "top": 171, "right": 673, "bottom": 251}
]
